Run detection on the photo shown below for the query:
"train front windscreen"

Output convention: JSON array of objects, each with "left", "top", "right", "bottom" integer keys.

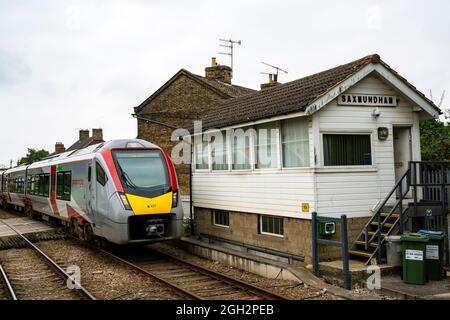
[{"left": 112, "top": 149, "right": 174, "bottom": 214}]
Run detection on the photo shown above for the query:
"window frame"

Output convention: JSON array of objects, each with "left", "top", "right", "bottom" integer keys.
[
  {"left": 320, "top": 131, "right": 374, "bottom": 168},
  {"left": 212, "top": 209, "right": 230, "bottom": 228},
  {"left": 211, "top": 131, "right": 230, "bottom": 171},
  {"left": 231, "top": 127, "right": 253, "bottom": 171},
  {"left": 259, "top": 215, "right": 284, "bottom": 237},
  {"left": 96, "top": 162, "right": 108, "bottom": 186},
  {"left": 194, "top": 135, "right": 210, "bottom": 171},
  {"left": 280, "top": 116, "right": 311, "bottom": 169},
  {"left": 253, "top": 122, "right": 280, "bottom": 170},
  {"left": 56, "top": 171, "right": 72, "bottom": 201}
]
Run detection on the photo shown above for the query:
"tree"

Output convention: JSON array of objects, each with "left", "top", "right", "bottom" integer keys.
[
  {"left": 420, "top": 119, "right": 450, "bottom": 161},
  {"left": 18, "top": 148, "right": 50, "bottom": 165}
]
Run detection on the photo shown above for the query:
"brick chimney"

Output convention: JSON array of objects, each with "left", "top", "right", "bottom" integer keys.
[
  {"left": 92, "top": 128, "right": 103, "bottom": 142},
  {"left": 260, "top": 74, "right": 281, "bottom": 90},
  {"left": 79, "top": 129, "right": 89, "bottom": 140},
  {"left": 54, "top": 142, "right": 65, "bottom": 154},
  {"left": 205, "top": 57, "right": 232, "bottom": 84}
]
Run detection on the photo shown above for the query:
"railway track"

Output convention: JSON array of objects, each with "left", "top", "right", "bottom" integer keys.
[
  {"left": 0, "top": 264, "right": 16, "bottom": 300},
  {"left": 0, "top": 220, "right": 95, "bottom": 300},
  {"left": 103, "top": 246, "right": 289, "bottom": 300},
  {"left": 1, "top": 209, "right": 289, "bottom": 300}
]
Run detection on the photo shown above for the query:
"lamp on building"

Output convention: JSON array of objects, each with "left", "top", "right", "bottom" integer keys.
[{"left": 372, "top": 108, "right": 381, "bottom": 119}]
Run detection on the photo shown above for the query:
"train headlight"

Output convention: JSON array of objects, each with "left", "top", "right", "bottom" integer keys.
[
  {"left": 172, "top": 191, "right": 178, "bottom": 208},
  {"left": 118, "top": 193, "right": 132, "bottom": 210}
]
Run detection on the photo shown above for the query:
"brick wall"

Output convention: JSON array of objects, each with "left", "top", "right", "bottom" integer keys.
[
  {"left": 136, "top": 74, "right": 228, "bottom": 195},
  {"left": 194, "top": 207, "right": 368, "bottom": 263}
]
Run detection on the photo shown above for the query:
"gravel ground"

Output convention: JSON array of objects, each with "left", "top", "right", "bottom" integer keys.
[
  {"left": 150, "top": 242, "right": 343, "bottom": 300},
  {"left": 0, "top": 248, "right": 85, "bottom": 300},
  {"left": 38, "top": 240, "right": 186, "bottom": 300}
]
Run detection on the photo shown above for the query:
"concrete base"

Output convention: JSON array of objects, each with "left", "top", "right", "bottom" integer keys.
[
  {"left": 318, "top": 260, "right": 397, "bottom": 288},
  {"left": 380, "top": 273, "right": 450, "bottom": 300},
  {"left": 180, "top": 236, "right": 383, "bottom": 300}
]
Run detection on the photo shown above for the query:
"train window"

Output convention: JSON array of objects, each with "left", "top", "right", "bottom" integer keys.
[
  {"left": 96, "top": 162, "right": 107, "bottom": 186},
  {"left": 56, "top": 171, "right": 71, "bottom": 201},
  {"left": 43, "top": 174, "right": 50, "bottom": 197},
  {"left": 27, "top": 174, "right": 49, "bottom": 197}
]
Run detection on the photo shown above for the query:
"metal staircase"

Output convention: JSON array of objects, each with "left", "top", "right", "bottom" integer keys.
[{"left": 349, "top": 170, "right": 410, "bottom": 264}]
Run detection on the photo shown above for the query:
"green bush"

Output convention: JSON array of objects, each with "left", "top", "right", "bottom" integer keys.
[{"left": 420, "top": 119, "right": 450, "bottom": 161}]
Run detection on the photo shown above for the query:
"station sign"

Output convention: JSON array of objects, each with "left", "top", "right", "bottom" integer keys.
[{"left": 338, "top": 93, "right": 397, "bottom": 107}]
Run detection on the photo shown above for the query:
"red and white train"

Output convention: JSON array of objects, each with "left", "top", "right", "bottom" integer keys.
[{"left": 0, "top": 139, "right": 183, "bottom": 244}]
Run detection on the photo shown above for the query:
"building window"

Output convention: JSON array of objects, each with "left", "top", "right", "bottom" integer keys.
[
  {"left": 211, "top": 131, "right": 228, "bottom": 171},
  {"left": 323, "top": 134, "right": 372, "bottom": 166},
  {"left": 281, "top": 117, "right": 310, "bottom": 168},
  {"left": 56, "top": 171, "right": 72, "bottom": 201},
  {"left": 195, "top": 137, "right": 209, "bottom": 170},
  {"left": 255, "top": 122, "right": 278, "bottom": 169},
  {"left": 213, "top": 210, "right": 230, "bottom": 227},
  {"left": 232, "top": 128, "right": 251, "bottom": 170},
  {"left": 96, "top": 162, "right": 108, "bottom": 186},
  {"left": 260, "top": 215, "right": 284, "bottom": 236}
]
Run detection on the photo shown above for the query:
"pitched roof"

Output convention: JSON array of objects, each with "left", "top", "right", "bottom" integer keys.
[
  {"left": 197, "top": 54, "right": 441, "bottom": 131},
  {"left": 66, "top": 137, "right": 104, "bottom": 152},
  {"left": 134, "top": 69, "right": 255, "bottom": 113}
]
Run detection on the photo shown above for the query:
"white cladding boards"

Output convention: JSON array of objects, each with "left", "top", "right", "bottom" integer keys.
[
  {"left": 192, "top": 73, "right": 423, "bottom": 219},
  {"left": 192, "top": 171, "right": 315, "bottom": 218},
  {"left": 315, "top": 74, "right": 420, "bottom": 216}
]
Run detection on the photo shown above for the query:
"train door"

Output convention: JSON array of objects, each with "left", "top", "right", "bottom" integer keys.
[
  {"left": 92, "top": 160, "right": 110, "bottom": 229},
  {"left": 86, "top": 162, "right": 95, "bottom": 218}
]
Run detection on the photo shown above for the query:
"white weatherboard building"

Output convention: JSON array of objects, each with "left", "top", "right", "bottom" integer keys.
[{"left": 190, "top": 54, "right": 441, "bottom": 262}]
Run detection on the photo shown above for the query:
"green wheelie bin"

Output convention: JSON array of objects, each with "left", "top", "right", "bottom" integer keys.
[
  {"left": 401, "top": 233, "right": 429, "bottom": 285},
  {"left": 418, "top": 230, "right": 446, "bottom": 281}
]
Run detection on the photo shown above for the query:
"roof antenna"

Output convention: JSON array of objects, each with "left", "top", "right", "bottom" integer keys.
[
  {"left": 261, "top": 61, "right": 288, "bottom": 82},
  {"left": 218, "top": 38, "right": 241, "bottom": 79}
]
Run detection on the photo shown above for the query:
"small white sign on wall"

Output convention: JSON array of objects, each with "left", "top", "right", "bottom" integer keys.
[{"left": 338, "top": 93, "right": 397, "bottom": 107}]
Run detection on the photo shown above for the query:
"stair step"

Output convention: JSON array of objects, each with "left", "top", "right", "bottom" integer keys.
[
  {"left": 355, "top": 241, "right": 378, "bottom": 248},
  {"left": 349, "top": 250, "right": 372, "bottom": 258},
  {"left": 368, "top": 231, "right": 387, "bottom": 237},
  {"left": 370, "top": 221, "right": 394, "bottom": 228},
  {"left": 380, "top": 212, "right": 400, "bottom": 219}
]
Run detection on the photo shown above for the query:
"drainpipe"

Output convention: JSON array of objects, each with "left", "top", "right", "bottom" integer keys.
[{"left": 189, "top": 145, "right": 194, "bottom": 235}]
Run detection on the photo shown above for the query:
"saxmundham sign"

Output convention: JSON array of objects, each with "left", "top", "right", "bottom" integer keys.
[{"left": 338, "top": 93, "right": 397, "bottom": 107}]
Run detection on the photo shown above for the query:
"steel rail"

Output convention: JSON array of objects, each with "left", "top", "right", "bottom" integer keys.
[
  {"left": 0, "top": 220, "right": 96, "bottom": 300},
  {"left": 0, "top": 264, "right": 17, "bottom": 300},
  {"left": 95, "top": 246, "right": 203, "bottom": 300},
  {"left": 155, "top": 250, "right": 289, "bottom": 300}
]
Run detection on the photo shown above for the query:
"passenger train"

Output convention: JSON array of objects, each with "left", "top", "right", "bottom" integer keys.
[{"left": 0, "top": 139, "right": 183, "bottom": 244}]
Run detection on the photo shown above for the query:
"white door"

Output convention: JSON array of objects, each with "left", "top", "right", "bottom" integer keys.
[{"left": 393, "top": 126, "right": 412, "bottom": 197}]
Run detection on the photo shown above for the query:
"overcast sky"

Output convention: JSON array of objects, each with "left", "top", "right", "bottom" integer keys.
[{"left": 0, "top": 0, "right": 449, "bottom": 166}]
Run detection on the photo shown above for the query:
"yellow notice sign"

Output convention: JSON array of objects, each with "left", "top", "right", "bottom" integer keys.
[{"left": 301, "top": 203, "right": 310, "bottom": 213}]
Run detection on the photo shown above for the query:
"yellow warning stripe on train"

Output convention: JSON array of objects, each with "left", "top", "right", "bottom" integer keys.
[{"left": 126, "top": 192, "right": 172, "bottom": 215}]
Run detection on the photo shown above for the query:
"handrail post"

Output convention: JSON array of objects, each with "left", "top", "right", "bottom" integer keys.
[
  {"left": 311, "top": 212, "right": 318, "bottom": 275},
  {"left": 364, "top": 226, "right": 368, "bottom": 251},
  {"left": 399, "top": 180, "right": 403, "bottom": 234},
  {"left": 341, "top": 215, "right": 350, "bottom": 290},
  {"left": 441, "top": 163, "right": 446, "bottom": 217},
  {"left": 377, "top": 212, "right": 382, "bottom": 263},
  {"left": 413, "top": 162, "right": 418, "bottom": 217}
]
